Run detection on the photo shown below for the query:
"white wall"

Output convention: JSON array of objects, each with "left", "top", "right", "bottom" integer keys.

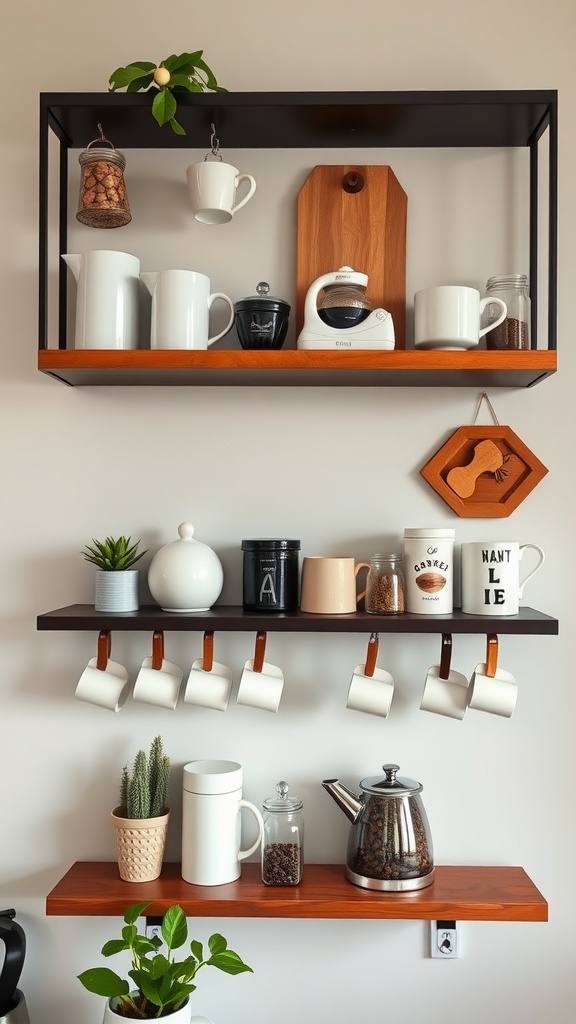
[{"left": 1, "top": 1, "right": 575, "bottom": 1022}]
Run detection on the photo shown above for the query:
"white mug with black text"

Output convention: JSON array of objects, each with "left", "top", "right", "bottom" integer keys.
[{"left": 461, "top": 541, "right": 545, "bottom": 616}]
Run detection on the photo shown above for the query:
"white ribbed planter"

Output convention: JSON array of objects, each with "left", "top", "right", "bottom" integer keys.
[
  {"left": 95, "top": 570, "right": 139, "bottom": 612},
  {"left": 102, "top": 994, "right": 196, "bottom": 1022}
]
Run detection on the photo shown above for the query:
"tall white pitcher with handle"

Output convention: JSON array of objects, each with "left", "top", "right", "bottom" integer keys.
[
  {"left": 181, "top": 760, "right": 263, "bottom": 885},
  {"left": 62, "top": 250, "right": 140, "bottom": 349},
  {"left": 141, "top": 269, "right": 234, "bottom": 349}
]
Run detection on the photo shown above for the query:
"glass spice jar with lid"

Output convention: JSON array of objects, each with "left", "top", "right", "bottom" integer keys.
[
  {"left": 262, "top": 781, "right": 303, "bottom": 885},
  {"left": 365, "top": 553, "right": 405, "bottom": 614},
  {"left": 482, "top": 274, "right": 530, "bottom": 350}
]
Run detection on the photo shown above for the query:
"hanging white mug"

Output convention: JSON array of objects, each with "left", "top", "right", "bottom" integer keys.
[
  {"left": 186, "top": 160, "right": 257, "bottom": 224},
  {"left": 141, "top": 269, "right": 234, "bottom": 350}
]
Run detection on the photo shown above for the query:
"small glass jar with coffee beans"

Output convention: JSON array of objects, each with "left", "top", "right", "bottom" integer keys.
[{"left": 262, "top": 781, "right": 303, "bottom": 885}]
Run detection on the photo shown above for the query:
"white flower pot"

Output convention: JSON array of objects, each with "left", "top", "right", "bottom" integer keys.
[
  {"left": 95, "top": 569, "right": 139, "bottom": 612},
  {"left": 103, "top": 993, "right": 196, "bottom": 1022}
]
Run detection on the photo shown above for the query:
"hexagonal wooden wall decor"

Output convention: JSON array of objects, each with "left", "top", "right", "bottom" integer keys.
[{"left": 420, "top": 425, "right": 548, "bottom": 517}]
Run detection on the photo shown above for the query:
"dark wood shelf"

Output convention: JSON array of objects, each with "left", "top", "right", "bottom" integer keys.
[
  {"left": 36, "top": 604, "right": 558, "bottom": 635},
  {"left": 37, "top": 349, "right": 557, "bottom": 389},
  {"left": 45, "top": 862, "right": 548, "bottom": 923}
]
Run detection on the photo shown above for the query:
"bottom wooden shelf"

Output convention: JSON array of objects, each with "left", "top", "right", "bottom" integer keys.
[{"left": 45, "top": 862, "right": 547, "bottom": 922}]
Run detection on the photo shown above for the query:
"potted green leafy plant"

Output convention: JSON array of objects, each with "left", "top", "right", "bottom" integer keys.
[
  {"left": 112, "top": 736, "right": 171, "bottom": 883},
  {"left": 82, "top": 535, "right": 147, "bottom": 612},
  {"left": 78, "top": 901, "right": 253, "bottom": 1021},
  {"left": 109, "top": 51, "right": 226, "bottom": 136}
]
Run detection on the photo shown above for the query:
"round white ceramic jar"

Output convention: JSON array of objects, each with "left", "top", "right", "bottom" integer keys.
[
  {"left": 148, "top": 522, "right": 224, "bottom": 612},
  {"left": 403, "top": 528, "right": 455, "bottom": 614}
]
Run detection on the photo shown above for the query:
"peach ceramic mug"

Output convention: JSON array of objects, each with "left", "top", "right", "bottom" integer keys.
[{"left": 299, "top": 556, "right": 369, "bottom": 614}]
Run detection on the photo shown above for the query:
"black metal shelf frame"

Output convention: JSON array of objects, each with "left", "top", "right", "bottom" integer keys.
[{"left": 38, "top": 90, "right": 558, "bottom": 358}]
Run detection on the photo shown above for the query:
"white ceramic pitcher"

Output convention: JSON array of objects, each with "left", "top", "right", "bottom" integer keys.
[
  {"left": 181, "top": 760, "right": 263, "bottom": 885},
  {"left": 141, "top": 269, "right": 234, "bottom": 349},
  {"left": 62, "top": 250, "right": 140, "bottom": 349}
]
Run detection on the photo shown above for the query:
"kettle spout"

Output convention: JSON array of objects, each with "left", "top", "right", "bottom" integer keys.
[
  {"left": 140, "top": 271, "right": 158, "bottom": 295},
  {"left": 322, "top": 779, "right": 363, "bottom": 822},
  {"left": 61, "top": 253, "right": 81, "bottom": 281}
]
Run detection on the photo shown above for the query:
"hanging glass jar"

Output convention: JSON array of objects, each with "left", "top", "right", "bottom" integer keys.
[
  {"left": 482, "top": 275, "right": 530, "bottom": 350},
  {"left": 76, "top": 126, "right": 131, "bottom": 228}
]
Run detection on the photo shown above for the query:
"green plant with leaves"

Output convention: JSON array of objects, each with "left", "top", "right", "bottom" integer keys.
[
  {"left": 81, "top": 535, "right": 147, "bottom": 572},
  {"left": 78, "top": 901, "right": 253, "bottom": 1019},
  {"left": 119, "top": 736, "right": 170, "bottom": 820},
  {"left": 109, "top": 51, "right": 227, "bottom": 136}
]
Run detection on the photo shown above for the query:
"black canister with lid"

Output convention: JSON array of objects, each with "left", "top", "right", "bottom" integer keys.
[
  {"left": 235, "top": 282, "right": 291, "bottom": 349},
  {"left": 241, "top": 539, "right": 300, "bottom": 612}
]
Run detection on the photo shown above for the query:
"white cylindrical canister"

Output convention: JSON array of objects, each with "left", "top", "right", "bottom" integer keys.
[
  {"left": 181, "top": 760, "right": 263, "bottom": 886},
  {"left": 403, "top": 528, "right": 455, "bottom": 614}
]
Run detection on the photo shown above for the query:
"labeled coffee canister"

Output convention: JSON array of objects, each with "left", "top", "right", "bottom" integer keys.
[
  {"left": 241, "top": 539, "right": 300, "bottom": 612},
  {"left": 403, "top": 528, "right": 455, "bottom": 614}
]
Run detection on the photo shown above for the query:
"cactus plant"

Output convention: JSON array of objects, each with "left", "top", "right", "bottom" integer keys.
[{"left": 119, "top": 736, "right": 170, "bottom": 819}]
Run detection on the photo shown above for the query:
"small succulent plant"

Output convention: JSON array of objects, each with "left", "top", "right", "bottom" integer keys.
[
  {"left": 118, "top": 736, "right": 170, "bottom": 820},
  {"left": 81, "top": 535, "right": 147, "bottom": 571}
]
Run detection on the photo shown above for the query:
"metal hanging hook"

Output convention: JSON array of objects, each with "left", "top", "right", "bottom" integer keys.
[{"left": 208, "top": 122, "right": 222, "bottom": 160}]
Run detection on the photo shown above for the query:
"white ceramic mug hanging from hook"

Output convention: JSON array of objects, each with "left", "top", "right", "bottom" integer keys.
[{"left": 186, "top": 123, "right": 256, "bottom": 224}]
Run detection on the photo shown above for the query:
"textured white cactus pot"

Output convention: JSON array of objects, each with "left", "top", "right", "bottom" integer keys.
[
  {"left": 148, "top": 522, "right": 223, "bottom": 612},
  {"left": 102, "top": 994, "right": 196, "bottom": 1022}
]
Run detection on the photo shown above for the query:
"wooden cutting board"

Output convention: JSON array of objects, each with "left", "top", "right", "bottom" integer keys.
[{"left": 296, "top": 165, "right": 408, "bottom": 346}]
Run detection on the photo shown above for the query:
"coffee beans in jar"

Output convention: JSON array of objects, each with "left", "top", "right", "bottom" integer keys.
[
  {"left": 262, "top": 781, "right": 303, "bottom": 886},
  {"left": 365, "top": 553, "right": 405, "bottom": 614},
  {"left": 483, "top": 274, "right": 530, "bottom": 350}
]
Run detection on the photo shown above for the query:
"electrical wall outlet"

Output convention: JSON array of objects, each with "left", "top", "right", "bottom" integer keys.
[
  {"left": 145, "top": 917, "right": 163, "bottom": 942},
  {"left": 430, "top": 920, "right": 459, "bottom": 958}
]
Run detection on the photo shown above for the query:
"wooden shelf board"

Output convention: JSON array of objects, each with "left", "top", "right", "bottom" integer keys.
[
  {"left": 37, "top": 349, "right": 557, "bottom": 389},
  {"left": 45, "top": 862, "right": 547, "bottom": 922},
  {"left": 36, "top": 604, "right": 559, "bottom": 635}
]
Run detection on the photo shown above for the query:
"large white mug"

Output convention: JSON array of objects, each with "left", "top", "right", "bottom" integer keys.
[
  {"left": 461, "top": 541, "right": 545, "bottom": 616},
  {"left": 181, "top": 760, "right": 263, "bottom": 885},
  {"left": 186, "top": 160, "right": 257, "bottom": 225},
  {"left": 141, "top": 270, "right": 234, "bottom": 350},
  {"left": 414, "top": 285, "right": 506, "bottom": 350},
  {"left": 62, "top": 250, "right": 140, "bottom": 349}
]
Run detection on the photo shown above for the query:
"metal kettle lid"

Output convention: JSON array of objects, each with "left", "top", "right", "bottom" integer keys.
[
  {"left": 359, "top": 763, "right": 423, "bottom": 796},
  {"left": 0, "top": 911, "right": 26, "bottom": 1016}
]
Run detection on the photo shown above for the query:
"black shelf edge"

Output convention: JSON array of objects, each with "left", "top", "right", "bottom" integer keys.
[
  {"left": 41, "top": 90, "right": 558, "bottom": 150},
  {"left": 36, "top": 604, "right": 559, "bottom": 635}
]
